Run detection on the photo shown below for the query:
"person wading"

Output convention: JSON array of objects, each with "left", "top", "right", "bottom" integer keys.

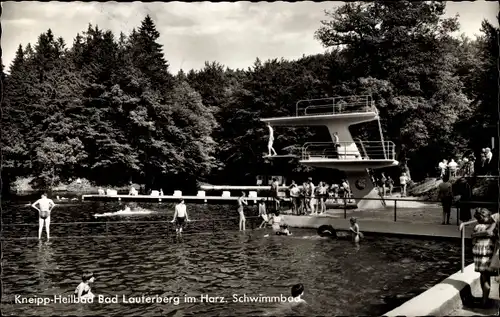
[{"left": 31, "top": 193, "right": 56, "bottom": 240}]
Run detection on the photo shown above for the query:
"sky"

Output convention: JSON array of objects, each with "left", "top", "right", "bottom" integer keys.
[{"left": 2, "top": 1, "right": 499, "bottom": 74}]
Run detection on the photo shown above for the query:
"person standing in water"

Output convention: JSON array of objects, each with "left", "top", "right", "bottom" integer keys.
[
  {"left": 238, "top": 192, "right": 248, "bottom": 231},
  {"left": 171, "top": 199, "right": 190, "bottom": 235},
  {"left": 349, "top": 217, "right": 362, "bottom": 244},
  {"left": 270, "top": 177, "right": 280, "bottom": 212},
  {"left": 258, "top": 199, "right": 269, "bottom": 229},
  {"left": 31, "top": 193, "right": 56, "bottom": 240},
  {"left": 267, "top": 122, "right": 278, "bottom": 156}
]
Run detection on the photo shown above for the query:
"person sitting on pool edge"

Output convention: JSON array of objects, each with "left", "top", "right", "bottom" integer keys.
[
  {"left": 171, "top": 199, "right": 190, "bottom": 235},
  {"left": 75, "top": 271, "right": 95, "bottom": 300}
]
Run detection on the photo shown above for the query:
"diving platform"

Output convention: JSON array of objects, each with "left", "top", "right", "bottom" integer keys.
[
  {"left": 299, "top": 141, "right": 398, "bottom": 170},
  {"left": 261, "top": 95, "right": 378, "bottom": 127},
  {"left": 260, "top": 94, "right": 400, "bottom": 208},
  {"left": 82, "top": 194, "right": 291, "bottom": 203}
]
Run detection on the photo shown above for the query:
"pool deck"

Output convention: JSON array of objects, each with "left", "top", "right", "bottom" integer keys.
[
  {"left": 282, "top": 214, "right": 473, "bottom": 239},
  {"left": 385, "top": 263, "right": 500, "bottom": 316}
]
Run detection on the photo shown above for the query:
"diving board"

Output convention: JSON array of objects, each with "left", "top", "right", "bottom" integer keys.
[{"left": 262, "top": 154, "right": 298, "bottom": 159}]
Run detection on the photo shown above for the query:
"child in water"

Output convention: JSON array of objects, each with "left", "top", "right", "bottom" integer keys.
[
  {"left": 75, "top": 271, "right": 95, "bottom": 300},
  {"left": 349, "top": 217, "right": 362, "bottom": 243},
  {"left": 271, "top": 211, "right": 282, "bottom": 232},
  {"left": 291, "top": 283, "right": 306, "bottom": 303},
  {"left": 258, "top": 199, "right": 269, "bottom": 229},
  {"left": 471, "top": 208, "right": 498, "bottom": 307},
  {"left": 276, "top": 224, "right": 292, "bottom": 236}
]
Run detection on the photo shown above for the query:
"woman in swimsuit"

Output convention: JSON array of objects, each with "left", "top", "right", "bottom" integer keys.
[
  {"left": 75, "top": 271, "right": 95, "bottom": 300},
  {"left": 238, "top": 192, "right": 248, "bottom": 231}
]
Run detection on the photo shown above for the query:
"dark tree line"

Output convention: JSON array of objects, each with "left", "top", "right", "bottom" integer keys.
[{"left": 1, "top": 2, "right": 498, "bottom": 192}]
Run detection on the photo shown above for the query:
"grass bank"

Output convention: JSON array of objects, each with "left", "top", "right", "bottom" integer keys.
[{"left": 10, "top": 177, "right": 131, "bottom": 195}]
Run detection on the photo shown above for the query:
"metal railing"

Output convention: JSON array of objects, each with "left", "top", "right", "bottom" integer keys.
[
  {"left": 1, "top": 216, "right": 262, "bottom": 240},
  {"left": 301, "top": 141, "right": 396, "bottom": 161},
  {"left": 459, "top": 219, "right": 477, "bottom": 273},
  {"left": 295, "top": 95, "right": 377, "bottom": 116}
]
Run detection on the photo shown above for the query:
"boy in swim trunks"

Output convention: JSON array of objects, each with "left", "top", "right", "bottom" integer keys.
[
  {"left": 75, "top": 271, "right": 95, "bottom": 300},
  {"left": 171, "top": 199, "right": 190, "bottom": 235},
  {"left": 31, "top": 193, "right": 56, "bottom": 240},
  {"left": 238, "top": 192, "right": 248, "bottom": 231}
]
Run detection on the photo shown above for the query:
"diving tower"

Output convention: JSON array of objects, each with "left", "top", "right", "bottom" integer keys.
[{"left": 261, "top": 95, "right": 399, "bottom": 208}]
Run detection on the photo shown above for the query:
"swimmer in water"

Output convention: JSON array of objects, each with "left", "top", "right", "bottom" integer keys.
[
  {"left": 258, "top": 199, "right": 269, "bottom": 229},
  {"left": 75, "top": 271, "right": 95, "bottom": 300},
  {"left": 171, "top": 199, "right": 190, "bottom": 235},
  {"left": 349, "top": 217, "right": 362, "bottom": 243},
  {"left": 271, "top": 211, "right": 282, "bottom": 232},
  {"left": 31, "top": 193, "right": 56, "bottom": 240},
  {"left": 291, "top": 283, "right": 306, "bottom": 304},
  {"left": 276, "top": 224, "right": 292, "bottom": 236},
  {"left": 238, "top": 191, "right": 248, "bottom": 231}
]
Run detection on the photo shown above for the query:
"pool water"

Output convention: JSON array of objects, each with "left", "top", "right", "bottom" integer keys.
[{"left": 2, "top": 201, "right": 470, "bottom": 316}]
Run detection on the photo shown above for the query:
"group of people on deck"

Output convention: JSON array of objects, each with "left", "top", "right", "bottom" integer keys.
[
  {"left": 286, "top": 178, "right": 353, "bottom": 215},
  {"left": 437, "top": 147, "right": 497, "bottom": 179}
]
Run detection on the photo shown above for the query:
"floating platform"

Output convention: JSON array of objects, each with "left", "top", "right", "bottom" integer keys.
[{"left": 81, "top": 194, "right": 290, "bottom": 203}]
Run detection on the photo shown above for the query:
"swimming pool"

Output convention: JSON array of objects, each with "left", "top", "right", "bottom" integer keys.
[{"left": 2, "top": 201, "right": 470, "bottom": 315}]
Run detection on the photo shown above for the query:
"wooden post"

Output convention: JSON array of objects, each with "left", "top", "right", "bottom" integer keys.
[{"left": 394, "top": 199, "right": 397, "bottom": 222}]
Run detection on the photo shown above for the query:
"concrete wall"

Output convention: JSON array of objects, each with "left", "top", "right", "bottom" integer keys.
[{"left": 384, "top": 264, "right": 479, "bottom": 316}]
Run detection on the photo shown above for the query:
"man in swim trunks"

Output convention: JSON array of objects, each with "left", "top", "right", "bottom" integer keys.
[
  {"left": 270, "top": 178, "right": 280, "bottom": 212},
  {"left": 267, "top": 122, "right": 278, "bottom": 156},
  {"left": 31, "top": 193, "right": 56, "bottom": 240},
  {"left": 238, "top": 191, "right": 248, "bottom": 231},
  {"left": 171, "top": 199, "right": 190, "bottom": 235}
]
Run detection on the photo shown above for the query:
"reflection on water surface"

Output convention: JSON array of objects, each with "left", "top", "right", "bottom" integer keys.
[{"left": 2, "top": 201, "right": 470, "bottom": 316}]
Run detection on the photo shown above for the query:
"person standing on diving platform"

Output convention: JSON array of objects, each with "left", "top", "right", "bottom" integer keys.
[{"left": 267, "top": 122, "right": 278, "bottom": 156}]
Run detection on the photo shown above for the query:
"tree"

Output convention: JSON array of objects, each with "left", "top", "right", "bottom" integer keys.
[
  {"left": 127, "top": 15, "right": 174, "bottom": 93},
  {"left": 314, "top": 1, "right": 472, "bottom": 177}
]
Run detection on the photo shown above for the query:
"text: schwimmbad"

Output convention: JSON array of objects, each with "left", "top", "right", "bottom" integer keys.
[{"left": 15, "top": 294, "right": 302, "bottom": 305}]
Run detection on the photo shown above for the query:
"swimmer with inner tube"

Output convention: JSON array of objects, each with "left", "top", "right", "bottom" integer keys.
[
  {"left": 171, "top": 199, "right": 191, "bottom": 235},
  {"left": 317, "top": 225, "right": 337, "bottom": 238},
  {"left": 31, "top": 193, "right": 56, "bottom": 240},
  {"left": 75, "top": 271, "right": 95, "bottom": 300}
]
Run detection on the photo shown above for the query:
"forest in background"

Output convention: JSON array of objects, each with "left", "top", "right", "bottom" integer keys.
[{"left": 1, "top": 1, "right": 499, "bottom": 192}]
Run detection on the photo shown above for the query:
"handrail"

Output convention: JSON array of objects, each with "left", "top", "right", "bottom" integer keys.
[
  {"left": 459, "top": 220, "right": 478, "bottom": 273},
  {"left": 301, "top": 141, "right": 396, "bottom": 160},
  {"left": 295, "top": 95, "right": 375, "bottom": 117}
]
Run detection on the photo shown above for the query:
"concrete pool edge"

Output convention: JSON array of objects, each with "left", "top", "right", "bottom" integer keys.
[
  {"left": 383, "top": 264, "right": 479, "bottom": 316},
  {"left": 281, "top": 215, "right": 473, "bottom": 239}
]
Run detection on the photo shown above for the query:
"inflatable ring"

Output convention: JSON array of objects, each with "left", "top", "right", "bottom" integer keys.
[{"left": 317, "top": 225, "right": 337, "bottom": 238}]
